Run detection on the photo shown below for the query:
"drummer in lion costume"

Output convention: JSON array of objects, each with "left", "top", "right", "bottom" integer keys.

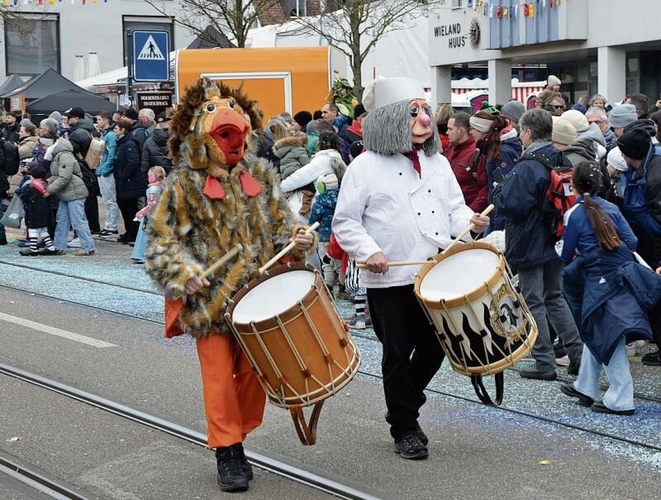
[{"left": 145, "top": 77, "right": 314, "bottom": 493}]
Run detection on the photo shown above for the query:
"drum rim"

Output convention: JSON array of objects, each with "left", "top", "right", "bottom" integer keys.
[
  {"left": 413, "top": 241, "right": 504, "bottom": 309},
  {"left": 226, "top": 261, "right": 322, "bottom": 331}
]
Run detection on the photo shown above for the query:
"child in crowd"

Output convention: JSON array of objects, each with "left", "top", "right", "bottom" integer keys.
[
  {"left": 558, "top": 161, "right": 661, "bottom": 415},
  {"left": 17, "top": 166, "right": 56, "bottom": 256},
  {"left": 335, "top": 139, "right": 371, "bottom": 328},
  {"left": 271, "top": 121, "right": 314, "bottom": 216},
  {"left": 309, "top": 172, "right": 341, "bottom": 291},
  {"left": 131, "top": 166, "right": 166, "bottom": 264}
]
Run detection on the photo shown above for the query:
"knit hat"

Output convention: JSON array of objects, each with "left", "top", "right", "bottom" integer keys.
[
  {"left": 353, "top": 103, "right": 367, "bottom": 119},
  {"left": 362, "top": 76, "right": 425, "bottom": 113},
  {"left": 607, "top": 147, "right": 629, "bottom": 172},
  {"left": 623, "top": 118, "right": 656, "bottom": 138},
  {"left": 349, "top": 139, "right": 364, "bottom": 159},
  {"left": 617, "top": 128, "right": 652, "bottom": 160},
  {"left": 570, "top": 103, "right": 587, "bottom": 114},
  {"left": 547, "top": 75, "right": 561, "bottom": 88},
  {"left": 501, "top": 101, "right": 525, "bottom": 123},
  {"left": 469, "top": 115, "right": 493, "bottom": 133},
  {"left": 608, "top": 104, "right": 638, "bottom": 128},
  {"left": 316, "top": 173, "right": 339, "bottom": 194},
  {"left": 123, "top": 107, "right": 139, "bottom": 120},
  {"left": 561, "top": 109, "right": 589, "bottom": 133},
  {"left": 552, "top": 117, "right": 578, "bottom": 145},
  {"left": 293, "top": 110, "right": 312, "bottom": 130}
]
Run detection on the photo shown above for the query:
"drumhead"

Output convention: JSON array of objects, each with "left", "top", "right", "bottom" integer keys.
[
  {"left": 232, "top": 270, "right": 316, "bottom": 323},
  {"left": 419, "top": 248, "right": 499, "bottom": 301}
]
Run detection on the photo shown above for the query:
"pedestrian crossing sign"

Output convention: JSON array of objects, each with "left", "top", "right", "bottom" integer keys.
[{"left": 133, "top": 30, "right": 170, "bottom": 82}]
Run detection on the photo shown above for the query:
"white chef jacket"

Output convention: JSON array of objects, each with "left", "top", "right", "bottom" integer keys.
[{"left": 332, "top": 150, "right": 476, "bottom": 288}]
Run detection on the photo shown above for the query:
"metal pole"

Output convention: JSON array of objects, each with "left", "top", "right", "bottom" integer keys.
[{"left": 126, "top": 29, "right": 133, "bottom": 108}]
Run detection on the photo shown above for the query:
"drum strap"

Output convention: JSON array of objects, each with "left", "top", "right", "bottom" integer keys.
[
  {"left": 470, "top": 372, "right": 504, "bottom": 406},
  {"left": 290, "top": 401, "right": 325, "bottom": 446}
]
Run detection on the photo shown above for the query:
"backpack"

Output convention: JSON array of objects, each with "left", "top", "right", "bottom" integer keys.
[
  {"left": 521, "top": 150, "right": 575, "bottom": 240},
  {"left": 77, "top": 157, "right": 100, "bottom": 197},
  {"left": 1, "top": 139, "right": 20, "bottom": 176},
  {"left": 84, "top": 131, "right": 105, "bottom": 169}
]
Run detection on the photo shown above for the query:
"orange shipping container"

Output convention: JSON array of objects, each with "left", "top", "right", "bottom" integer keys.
[{"left": 175, "top": 47, "right": 346, "bottom": 123}]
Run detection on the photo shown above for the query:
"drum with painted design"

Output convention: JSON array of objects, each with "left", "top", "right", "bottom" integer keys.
[{"left": 414, "top": 241, "right": 537, "bottom": 377}]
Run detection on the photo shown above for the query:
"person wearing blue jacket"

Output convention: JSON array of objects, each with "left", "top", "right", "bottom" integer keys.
[
  {"left": 94, "top": 111, "right": 119, "bottom": 240},
  {"left": 493, "top": 108, "right": 583, "bottom": 381},
  {"left": 558, "top": 161, "right": 661, "bottom": 415},
  {"left": 617, "top": 126, "right": 661, "bottom": 367}
]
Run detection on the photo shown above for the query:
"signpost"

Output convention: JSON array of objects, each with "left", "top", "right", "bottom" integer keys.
[{"left": 132, "top": 30, "right": 170, "bottom": 82}]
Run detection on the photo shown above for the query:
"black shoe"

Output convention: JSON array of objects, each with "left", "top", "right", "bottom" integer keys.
[
  {"left": 519, "top": 366, "right": 557, "bottom": 381},
  {"left": 19, "top": 248, "right": 40, "bottom": 256},
  {"left": 233, "top": 441, "right": 253, "bottom": 480},
  {"left": 560, "top": 383, "right": 594, "bottom": 407},
  {"left": 415, "top": 424, "right": 429, "bottom": 446},
  {"left": 590, "top": 401, "right": 635, "bottom": 416},
  {"left": 394, "top": 433, "right": 428, "bottom": 460},
  {"left": 0, "top": 236, "right": 7, "bottom": 245},
  {"left": 567, "top": 360, "right": 580, "bottom": 376},
  {"left": 215, "top": 444, "right": 249, "bottom": 492},
  {"left": 40, "top": 248, "right": 58, "bottom": 256},
  {"left": 641, "top": 350, "right": 661, "bottom": 367}
]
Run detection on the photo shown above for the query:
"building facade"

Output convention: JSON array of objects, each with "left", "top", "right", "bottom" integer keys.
[
  {"left": 0, "top": 1, "right": 202, "bottom": 82},
  {"left": 429, "top": 0, "right": 661, "bottom": 108}
]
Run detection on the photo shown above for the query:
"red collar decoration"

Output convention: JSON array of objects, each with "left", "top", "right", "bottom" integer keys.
[
  {"left": 203, "top": 170, "right": 263, "bottom": 200},
  {"left": 404, "top": 144, "right": 424, "bottom": 178}
]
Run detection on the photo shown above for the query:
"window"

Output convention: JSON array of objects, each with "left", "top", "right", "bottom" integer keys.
[
  {"left": 284, "top": 0, "right": 307, "bottom": 17},
  {"left": 4, "top": 14, "right": 60, "bottom": 76}
]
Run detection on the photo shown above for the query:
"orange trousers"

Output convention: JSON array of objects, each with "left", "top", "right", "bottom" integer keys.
[{"left": 196, "top": 334, "right": 266, "bottom": 449}]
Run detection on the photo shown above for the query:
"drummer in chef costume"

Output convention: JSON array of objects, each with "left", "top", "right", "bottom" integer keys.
[
  {"left": 144, "top": 77, "right": 315, "bottom": 493},
  {"left": 332, "top": 76, "right": 490, "bottom": 460}
]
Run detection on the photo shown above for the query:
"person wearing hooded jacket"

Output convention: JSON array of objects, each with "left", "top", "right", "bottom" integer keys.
[
  {"left": 44, "top": 136, "right": 96, "bottom": 256},
  {"left": 113, "top": 117, "right": 147, "bottom": 244},
  {"left": 63, "top": 106, "right": 101, "bottom": 235},
  {"left": 280, "top": 131, "right": 346, "bottom": 223},
  {"left": 493, "top": 108, "right": 583, "bottom": 381},
  {"left": 141, "top": 111, "right": 173, "bottom": 177}
]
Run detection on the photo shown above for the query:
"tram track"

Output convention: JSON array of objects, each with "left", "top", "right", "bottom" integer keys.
[
  {"left": 0, "top": 363, "right": 384, "bottom": 500},
  {"left": 0, "top": 452, "right": 88, "bottom": 500},
  {"left": 2, "top": 260, "right": 661, "bottom": 458},
  {"left": 4, "top": 259, "right": 660, "bottom": 407}
]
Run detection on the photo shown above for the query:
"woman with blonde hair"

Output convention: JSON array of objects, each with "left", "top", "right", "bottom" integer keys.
[{"left": 434, "top": 102, "right": 453, "bottom": 151}]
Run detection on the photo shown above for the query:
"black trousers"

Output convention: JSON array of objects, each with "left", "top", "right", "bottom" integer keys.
[
  {"left": 367, "top": 284, "right": 445, "bottom": 440},
  {"left": 117, "top": 197, "right": 140, "bottom": 242},
  {"left": 84, "top": 196, "right": 100, "bottom": 234},
  {"left": 633, "top": 230, "right": 661, "bottom": 347}
]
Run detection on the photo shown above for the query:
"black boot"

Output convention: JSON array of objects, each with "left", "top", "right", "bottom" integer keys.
[
  {"left": 235, "top": 442, "right": 253, "bottom": 480},
  {"left": 215, "top": 444, "right": 249, "bottom": 492}
]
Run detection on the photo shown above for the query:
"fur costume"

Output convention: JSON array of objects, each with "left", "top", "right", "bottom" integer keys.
[{"left": 145, "top": 78, "right": 311, "bottom": 339}]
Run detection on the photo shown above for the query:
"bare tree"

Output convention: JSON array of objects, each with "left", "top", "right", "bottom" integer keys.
[
  {"left": 292, "top": 0, "right": 437, "bottom": 97},
  {"left": 144, "top": 0, "right": 284, "bottom": 48}
]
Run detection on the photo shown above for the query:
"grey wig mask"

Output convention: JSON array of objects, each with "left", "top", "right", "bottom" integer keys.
[{"left": 362, "top": 100, "right": 441, "bottom": 156}]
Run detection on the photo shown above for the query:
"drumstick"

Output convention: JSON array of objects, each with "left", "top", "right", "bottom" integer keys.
[
  {"left": 356, "top": 260, "right": 430, "bottom": 269},
  {"left": 258, "top": 221, "right": 320, "bottom": 274},
  {"left": 200, "top": 244, "right": 243, "bottom": 279},
  {"left": 441, "top": 204, "right": 494, "bottom": 255}
]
